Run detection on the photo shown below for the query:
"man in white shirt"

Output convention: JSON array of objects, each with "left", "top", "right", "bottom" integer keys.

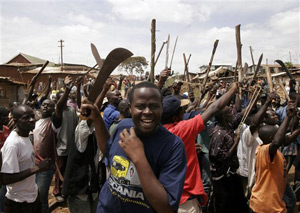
[{"left": 1, "top": 104, "right": 50, "bottom": 213}]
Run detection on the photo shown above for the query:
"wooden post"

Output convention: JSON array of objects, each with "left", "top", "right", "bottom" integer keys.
[
  {"left": 249, "top": 46, "right": 255, "bottom": 72},
  {"left": 150, "top": 19, "right": 156, "bottom": 83},
  {"left": 183, "top": 53, "right": 192, "bottom": 92},
  {"left": 235, "top": 25, "right": 242, "bottom": 98},
  {"left": 235, "top": 25, "right": 242, "bottom": 81},
  {"left": 265, "top": 65, "right": 273, "bottom": 92}
]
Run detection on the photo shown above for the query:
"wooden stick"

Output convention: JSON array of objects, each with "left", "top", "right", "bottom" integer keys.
[
  {"left": 202, "top": 40, "right": 219, "bottom": 89},
  {"left": 265, "top": 65, "right": 273, "bottom": 92},
  {"left": 150, "top": 19, "right": 156, "bottom": 83},
  {"left": 183, "top": 53, "right": 192, "bottom": 92},
  {"left": 155, "top": 41, "right": 166, "bottom": 66},
  {"left": 169, "top": 36, "right": 178, "bottom": 69},
  {"left": 279, "top": 82, "right": 291, "bottom": 102}
]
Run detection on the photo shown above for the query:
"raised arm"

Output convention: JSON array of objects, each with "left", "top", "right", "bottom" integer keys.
[
  {"left": 156, "top": 69, "right": 171, "bottom": 90},
  {"left": 40, "top": 76, "right": 52, "bottom": 101},
  {"left": 249, "top": 92, "right": 276, "bottom": 134},
  {"left": 80, "top": 103, "right": 110, "bottom": 155},
  {"left": 94, "top": 78, "right": 114, "bottom": 109},
  {"left": 75, "top": 76, "right": 83, "bottom": 109},
  {"left": 270, "top": 101, "right": 297, "bottom": 160},
  {"left": 55, "top": 76, "right": 73, "bottom": 119},
  {"left": 201, "top": 82, "right": 238, "bottom": 123}
]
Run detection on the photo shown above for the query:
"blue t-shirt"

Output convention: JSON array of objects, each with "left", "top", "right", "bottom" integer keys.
[
  {"left": 103, "top": 104, "right": 120, "bottom": 130},
  {"left": 97, "top": 118, "right": 187, "bottom": 212}
]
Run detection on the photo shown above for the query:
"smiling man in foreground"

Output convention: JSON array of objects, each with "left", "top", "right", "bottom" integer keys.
[{"left": 81, "top": 81, "right": 187, "bottom": 212}]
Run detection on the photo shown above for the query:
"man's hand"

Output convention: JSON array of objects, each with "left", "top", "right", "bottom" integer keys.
[
  {"left": 119, "top": 127, "right": 145, "bottom": 164},
  {"left": 80, "top": 103, "right": 101, "bottom": 121},
  {"left": 286, "top": 101, "right": 297, "bottom": 117},
  {"left": 36, "top": 158, "right": 51, "bottom": 172},
  {"left": 75, "top": 76, "right": 84, "bottom": 86},
  {"left": 64, "top": 76, "right": 73, "bottom": 89},
  {"left": 266, "top": 92, "right": 277, "bottom": 103},
  {"left": 103, "top": 78, "right": 115, "bottom": 90},
  {"left": 195, "top": 144, "right": 203, "bottom": 154},
  {"left": 159, "top": 69, "right": 171, "bottom": 80}
]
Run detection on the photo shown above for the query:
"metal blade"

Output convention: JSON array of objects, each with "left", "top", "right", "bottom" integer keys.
[
  {"left": 91, "top": 43, "right": 103, "bottom": 69},
  {"left": 253, "top": 53, "right": 263, "bottom": 79},
  {"left": 165, "top": 34, "right": 170, "bottom": 69},
  {"left": 275, "top": 59, "right": 294, "bottom": 80},
  {"left": 88, "top": 48, "right": 133, "bottom": 103}
]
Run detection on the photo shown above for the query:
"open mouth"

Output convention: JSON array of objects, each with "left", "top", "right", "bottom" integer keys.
[{"left": 141, "top": 119, "right": 154, "bottom": 128}]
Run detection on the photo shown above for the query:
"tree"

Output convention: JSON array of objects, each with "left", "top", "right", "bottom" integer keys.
[{"left": 118, "top": 56, "right": 148, "bottom": 76}]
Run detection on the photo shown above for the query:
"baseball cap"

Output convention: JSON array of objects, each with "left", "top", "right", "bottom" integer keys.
[{"left": 162, "top": 95, "right": 190, "bottom": 122}]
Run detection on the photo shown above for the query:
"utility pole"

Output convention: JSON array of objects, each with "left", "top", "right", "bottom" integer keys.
[
  {"left": 58, "top": 39, "right": 64, "bottom": 71},
  {"left": 150, "top": 19, "right": 156, "bottom": 83},
  {"left": 289, "top": 51, "right": 292, "bottom": 63}
]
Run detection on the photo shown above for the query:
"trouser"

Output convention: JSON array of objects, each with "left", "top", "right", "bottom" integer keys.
[
  {"left": 212, "top": 174, "right": 249, "bottom": 213},
  {"left": 67, "top": 195, "right": 98, "bottom": 213},
  {"left": 53, "top": 156, "right": 68, "bottom": 197},
  {"left": 36, "top": 163, "right": 55, "bottom": 213},
  {"left": 178, "top": 198, "right": 202, "bottom": 213},
  {"left": 198, "top": 152, "right": 211, "bottom": 212},
  {"left": 0, "top": 185, "right": 7, "bottom": 213},
  {"left": 283, "top": 182, "right": 296, "bottom": 213},
  {"left": 5, "top": 196, "right": 42, "bottom": 213}
]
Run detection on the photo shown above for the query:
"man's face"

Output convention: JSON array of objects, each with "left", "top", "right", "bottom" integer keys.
[
  {"left": 16, "top": 107, "right": 36, "bottom": 132},
  {"left": 110, "top": 90, "right": 122, "bottom": 106},
  {"left": 130, "top": 87, "right": 162, "bottom": 136},
  {"left": 41, "top": 99, "right": 54, "bottom": 118},
  {"left": 266, "top": 110, "right": 279, "bottom": 125},
  {"left": 69, "top": 90, "right": 76, "bottom": 100}
]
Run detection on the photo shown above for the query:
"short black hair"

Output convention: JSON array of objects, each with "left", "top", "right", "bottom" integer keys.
[
  {"left": 0, "top": 107, "right": 9, "bottom": 117},
  {"left": 128, "top": 81, "right": 162, "bottom": 104},
  {"left": 12, "top": 104, "right": 32, "bottom": 120}
]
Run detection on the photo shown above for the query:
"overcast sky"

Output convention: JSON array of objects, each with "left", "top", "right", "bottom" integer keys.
[{"left": 0, "top": 0, "right": 299, "bottom": 75}]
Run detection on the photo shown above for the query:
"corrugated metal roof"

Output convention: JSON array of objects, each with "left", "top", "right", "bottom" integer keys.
[
  {"left": 4, "top": 53, "right": 56, "bottom": 66},
  {"left": 0, "top": 76, "right": 26, "bottom": 85}
]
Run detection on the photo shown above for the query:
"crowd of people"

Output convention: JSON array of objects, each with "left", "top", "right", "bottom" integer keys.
[{"left": 0, "top": 67, "right": 300, "bottom": 213}]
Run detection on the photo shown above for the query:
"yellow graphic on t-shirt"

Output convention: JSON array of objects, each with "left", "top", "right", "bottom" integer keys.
[{"left": 110, "top": 155, "right": 141, "bottom": 186}]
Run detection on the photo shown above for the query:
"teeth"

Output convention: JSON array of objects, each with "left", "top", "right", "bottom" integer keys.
[{"left": 142, "top": 120, "right": 153, "bottom": 123}]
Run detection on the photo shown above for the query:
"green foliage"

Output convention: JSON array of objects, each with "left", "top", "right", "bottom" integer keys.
[
  {"left": 119, "top": 56, "right": 148, "bottom": 76},
  {"left": 285, "top": 62, "right": 293, "bottom": 69}
]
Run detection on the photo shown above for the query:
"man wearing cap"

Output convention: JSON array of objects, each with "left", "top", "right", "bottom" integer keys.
[{"left": 161, "top": 82, "right": 239, "bottom": 212}]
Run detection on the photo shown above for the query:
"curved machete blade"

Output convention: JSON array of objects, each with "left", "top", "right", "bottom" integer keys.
[
  {"left": 88, "top": 47, "right": 133, "bottom": 103},
  {"left": 275, "top": 59, "right": 294, "bottom": 81}
]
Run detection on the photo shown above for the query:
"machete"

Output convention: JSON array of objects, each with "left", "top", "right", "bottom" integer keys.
[
  {"left": 275, "top": 59, "right": 294, "bottom": 81},
  {"left": 252, "top": 53, "right": 263, "bottom": 80},
  {"left": 91, "top": 43, "right": 103, "bottom": 70},
  {"left": 81, "top": 46, "right": 133, "bottom": 118},
  {"left": 88, "top": 47, "right": 133, "bottom": 103}
]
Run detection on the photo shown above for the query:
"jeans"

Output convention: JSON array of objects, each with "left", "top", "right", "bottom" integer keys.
[
  {"left": 5, "top": 196, "right": 42, "bottom": 213},
  {"left": 36, "top": 163, "right": 55, "bottom": 213},
  {"left": 283, "top": 182, "right": 296, "bottom": 213},
  {"left": 67, "top": 195, "right": 98, "bottom": 213},
  {"left": 212, "top": 174, "right": 248, "bottom": 213}
]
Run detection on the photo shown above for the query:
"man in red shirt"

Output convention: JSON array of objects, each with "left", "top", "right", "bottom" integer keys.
[{"left": 162, "top": 82, "right": 239, "bottom": 212}]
